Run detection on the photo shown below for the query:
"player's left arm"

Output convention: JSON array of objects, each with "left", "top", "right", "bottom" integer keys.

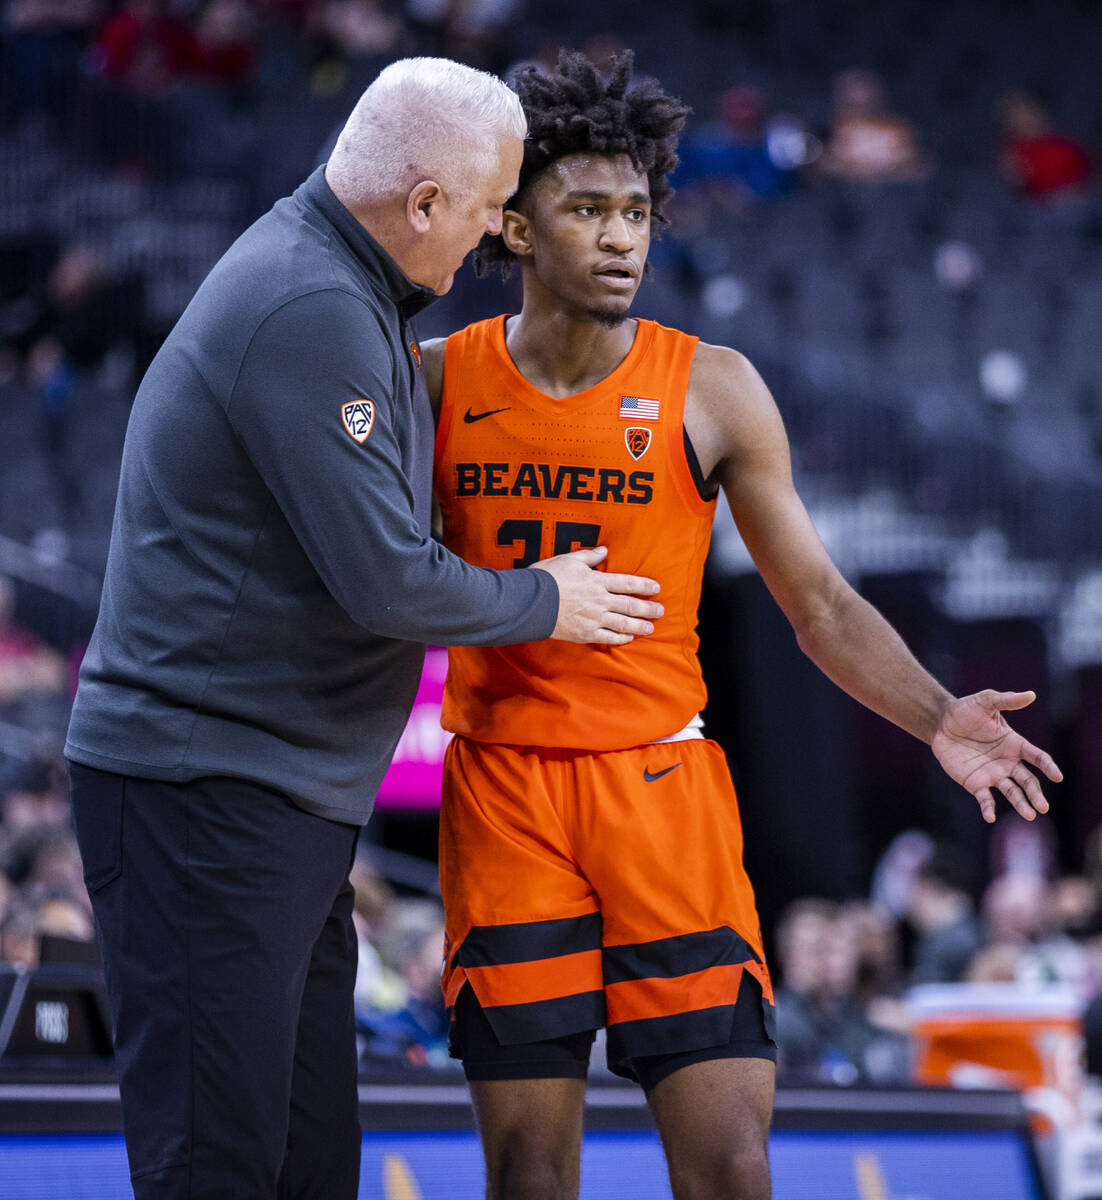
[{"left": 685, "top": 342, "right": 1061, "bottom": 822}]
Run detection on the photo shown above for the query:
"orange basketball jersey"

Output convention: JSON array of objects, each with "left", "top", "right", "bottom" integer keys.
[{"left": 434, "top": 316, "right": 716, "bottom": 750}]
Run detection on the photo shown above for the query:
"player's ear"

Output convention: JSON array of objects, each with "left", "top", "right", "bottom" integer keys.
[
  {"left": 501, "top": 209, "right": 533, "bottom": 258},
  {"left": 407, "top": 180, "right": 443, "bottom": 233}
]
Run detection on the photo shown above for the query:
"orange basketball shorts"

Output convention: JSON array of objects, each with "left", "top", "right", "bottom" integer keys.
[{"left": 439, "top": 735, "right": 774, "bottom": 1072}]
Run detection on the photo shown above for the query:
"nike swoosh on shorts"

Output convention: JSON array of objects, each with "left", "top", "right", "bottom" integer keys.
[{"left": 643, "top": 764, "right": 681, "bottom": 782}]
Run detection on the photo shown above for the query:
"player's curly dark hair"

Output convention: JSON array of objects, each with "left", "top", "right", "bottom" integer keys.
[{"left": 474, "top": 49, "right": 690, "bottom": 277}]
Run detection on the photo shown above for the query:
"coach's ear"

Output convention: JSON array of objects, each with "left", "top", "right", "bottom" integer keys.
[
  {"left": 407, "top": 179, "right": 443, "bottom": 232},
  {"left": 501, "top": 209, "right": 532, "bottom": 258}
]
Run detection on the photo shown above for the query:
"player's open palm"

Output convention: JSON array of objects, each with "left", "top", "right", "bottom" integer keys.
[{"left": 931, "top": 689, "right": 1062, "bottom": 824}]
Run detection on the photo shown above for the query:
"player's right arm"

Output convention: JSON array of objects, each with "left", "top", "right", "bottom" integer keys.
[
  {"left": 686, "top": 342, "right": 1059, "bottom": 820},
  {"left": 420, "top": 336, "right": 663, "bottom": 646}
]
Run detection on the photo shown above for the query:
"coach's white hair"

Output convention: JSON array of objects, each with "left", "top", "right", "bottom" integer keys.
[{"left": 327, "top": 58, "right": 526, "bottom": 205}]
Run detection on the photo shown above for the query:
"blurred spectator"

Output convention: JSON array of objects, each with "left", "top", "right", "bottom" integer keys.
[
  {"left": 9, "top": 242, "right": 145, "bottom": 460},
  {"left": 1046, "top": 875, "right": 1099, "bottom": 943},
  {"left": 90, "top": 0, "right": 199, "bottom": 96},
  {"left": 36, "top": 891, "right": 94, "bottom": 941},
  {"left": 0, "top": 754, "right": 70, "bottom": 834},
  {"left": 983, "top": 871, "right": 1046, "bottom": 947},
  {"left": 998, "top": 92, "right": 1092, "bottom": 202},
  {"left": 80, "top": 0, "right": 206, "bottom": 176},
  {"left": 0, "top": 748, "right": 95, "bottom": 968},
  {"left": 0, "top": 577, "right": 68, "bottom": 713},
  {"left": 676, "top": 85, "right": 799, "bottom": 209},
  {"left": 0, "top": 230, "right": 59, "bottom": 385},
  {"left": 869, "top": 828, "right": 935, "bottom": 919},
  {"left": 2, "top": 0, "right": 104, "bottom": 127},
  {"left": 963, "top": 871, "right": 1094, "bottom": 987},
  {"left": 358, "top": 899, "right": 452, "bottom": 1069},
  {"left": 405, "top": 0, "right": 521, "bottom": 71},
  {"left": 391, "top": 908, "right": 449, "bottom": 1059},
  {"left": 820, "top": 68, "right": 927, "bottom": 183},
  {"left": 905, "top": 844, "right": 984, "bottom": 986},
  {"left": 1032, "top": 875, "right": 1101, "bottom": 988},
  {"left": 0, "top": 900, "right": 41, "bottom": 965},
  {"left": 840, "top": 898, "right": 903, "bottom": 1003},
  {"left": 304, "top": 0, "right": 403, "bottom": 100},
  {"left": 5, "top": 822, "right": 87, "bottom": 909},
  {"left": 773, "top": 897, "right": 909, "bottom": 1084},
  {"left": 350, "top": 854, "right": 405, "bottom": 1015},
  {"left": 193, "top": 0, "right": 258, "bottom": 99},
  {"left": 839, "top": 898, "right": 911, "bottom": 1039},
  {"left": 0, "top": 889, "right": 93, "bottom": 967}
]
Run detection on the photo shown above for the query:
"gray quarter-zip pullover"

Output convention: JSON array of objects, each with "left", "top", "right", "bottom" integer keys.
[{"left": 66, "top": 167, "right": 557, "bottom": 824}]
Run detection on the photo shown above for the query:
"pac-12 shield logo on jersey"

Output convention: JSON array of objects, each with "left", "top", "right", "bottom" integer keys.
[
  {"left": 625, "top": 427, "right": 651, "bottom": 460},
  {"left": 341, "top": 399, "right": 375, "bottom": 444}
]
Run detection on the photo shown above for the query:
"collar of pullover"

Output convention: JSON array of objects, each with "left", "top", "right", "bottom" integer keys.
[{"left": 301, "top": 166, "right": 438, "bottom": 321}]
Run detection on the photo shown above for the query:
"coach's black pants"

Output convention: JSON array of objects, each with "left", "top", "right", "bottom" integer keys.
[{"left": 68, "top": 763, "right": 362, "bottom": 1199}]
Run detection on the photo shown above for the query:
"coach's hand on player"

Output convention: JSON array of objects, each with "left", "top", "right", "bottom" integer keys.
[
  {"left": 532, "top": 546, "right": 663, "bottom": 645},
  {"left": 930, "top": 689, "right": 1063, "bottom": 824}
]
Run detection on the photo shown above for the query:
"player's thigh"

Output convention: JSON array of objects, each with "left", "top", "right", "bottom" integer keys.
[
  {"left": 440, "top": 740, "right": 603, "bottom": 1031},
  {"left": 469, "top": 1076, "right": 588, "bottom": 1199},
  {"left": 647, "top": 1057, "right": 774, "bottom": 1200},
  {"left": 647, "top": 1056, "right": 774, "bottom": 1180},
  {"left": 455, "top": 986, "right": 593, "bottom": 1198},
  {"left": 440, "top": 738, "right": 593, "bottom": 921}
]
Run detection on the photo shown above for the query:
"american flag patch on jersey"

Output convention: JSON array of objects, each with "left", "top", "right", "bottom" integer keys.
[{"left": 619, "top": 395, "right": 660, "bottom": 420}]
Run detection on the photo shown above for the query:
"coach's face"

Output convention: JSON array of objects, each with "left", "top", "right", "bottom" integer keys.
[
  {"left": 412, "top": 133, "right": 524, "bottom": 295},
  {"left": 504, "top": 153, "right": 651, "bottom": 324}
]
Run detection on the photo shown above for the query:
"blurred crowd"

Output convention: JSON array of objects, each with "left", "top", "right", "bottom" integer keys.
[
  {"left": 772, "top": 827, "right": 1102, "bottom": 1086},
  {"left": 358, "top": 835, "right": 1102, "bottom": 1082},
  {"left": 5, "top": 0, "right": 1102, "bottom": 545}
]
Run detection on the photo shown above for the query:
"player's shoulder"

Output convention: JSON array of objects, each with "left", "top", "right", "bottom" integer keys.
[
  {"left": 690, "top": 339, "right": 761, "bottom": 385},
  {"left": 421, "top": 317, "right": 502, "bottom": 404},
  {"left": 687, "top": 339, "right": 772, "bottom": 411}
]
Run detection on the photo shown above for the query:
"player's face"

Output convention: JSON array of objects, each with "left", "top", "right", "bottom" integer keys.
[
  {"left": 424, "top": 133, "right": 523, "bottom": 295},
  {"left": 513, "top": 153, "right": 651, "bottom": 324}
]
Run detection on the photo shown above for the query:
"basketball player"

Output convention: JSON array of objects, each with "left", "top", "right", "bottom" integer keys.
[{"left": 421, "top": 52, "right": 1061, "bottom": 1200}]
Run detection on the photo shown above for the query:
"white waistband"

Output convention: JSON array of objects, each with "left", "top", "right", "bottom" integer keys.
[{"left": 651, "top": 714, "right": 705, "bottom": 744}]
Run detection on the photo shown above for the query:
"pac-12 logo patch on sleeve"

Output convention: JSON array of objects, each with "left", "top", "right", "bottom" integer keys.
[
  {"left": 625, "top": 427, "right": 651, "bottom": 460},
  {"left": 341, "top": 399, "right": 375, "bottom": 444}
]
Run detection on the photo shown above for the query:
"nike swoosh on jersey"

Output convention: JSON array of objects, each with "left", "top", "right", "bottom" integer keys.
[
  {"left": 643, "top": 763, "right": 681, "bottom": 782},
  {"left": 464, "top": 406, "right": 510, "bottom": 423}
]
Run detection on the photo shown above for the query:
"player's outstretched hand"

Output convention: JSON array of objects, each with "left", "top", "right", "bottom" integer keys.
[
  {"left": 531, "top": 546, "right": 663, "bottom": 645},
  {"left": 930, "top": 689, "right": 1063, "bottom": 824}
]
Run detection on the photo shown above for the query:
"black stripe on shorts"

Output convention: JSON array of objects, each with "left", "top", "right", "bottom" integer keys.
[
  {"left": 457, "top": 911, "right": 602, "bottom": 968},
  {"left": 480, "top": 989, "right": 607, "bottom": 1045},
  {"left": 602, "top": 925, "right": 759, "bottom": 984},
  {"left": 606, "top": 973, "right": 777, "bottom": 1074}
]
